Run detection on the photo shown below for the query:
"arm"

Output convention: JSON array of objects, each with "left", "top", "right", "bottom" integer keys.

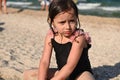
[
  {"left": 38, "top": 32, "right": 53, "bottom": 80},
  {"left": 51, "top": 35, "right": 86, "bottom": 80}
]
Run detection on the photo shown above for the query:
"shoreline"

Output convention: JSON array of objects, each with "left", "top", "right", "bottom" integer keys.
[
  {"left": 6, "top": 0, "right": 120, "bottom": 18},
  {"left": 8, "top": 7, "right": 120, "bottom": 18}
]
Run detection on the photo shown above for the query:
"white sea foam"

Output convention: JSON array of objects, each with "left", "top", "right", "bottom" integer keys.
[
  {"left": 77, "top": 3, "right": 101, "bottom": 10},
  {"left": 100, "top": 7, "right": 120, "bottom": 11},
  {"left": 77, "top": 3, "right": 120, "bottom": 11},
  {"left": 7, "top": 1, "right": 32, "bottom": 6}
]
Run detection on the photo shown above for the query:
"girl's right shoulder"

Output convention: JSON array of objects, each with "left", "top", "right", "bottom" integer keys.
[{"left": 46, "top": 29, "right": 54, "bottom": 39}]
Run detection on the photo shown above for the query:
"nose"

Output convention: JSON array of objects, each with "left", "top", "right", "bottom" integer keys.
[{"left": 65, "top": 22, "right": 71, "bottom": 29}]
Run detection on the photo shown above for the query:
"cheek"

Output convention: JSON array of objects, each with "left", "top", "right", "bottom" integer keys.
[
  {"left": 56, "top": 27, "right": 63, "bottom": 33},
  {"left": 53, "top": 24, "right": 62, "bottom": 32},
  {"left": 71, "top": 23, "right": 77, "bottom": 29}
]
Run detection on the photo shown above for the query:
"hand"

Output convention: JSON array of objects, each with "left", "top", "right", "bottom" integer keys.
[{"left": 50, "top": 71, "right": 65, "bottom": 80}]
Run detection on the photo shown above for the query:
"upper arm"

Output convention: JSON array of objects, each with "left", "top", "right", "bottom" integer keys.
[
  {"left": 67, "top": 35, "right": 85, "bottom": 68},
  {"left": 40, "top": 30, "right": 53, "bottom": 64},
  {"left": 38, "top": 30, "right": 53, "bottom": 80}
]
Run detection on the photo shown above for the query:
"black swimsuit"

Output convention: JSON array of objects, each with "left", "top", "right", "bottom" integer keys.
[{"left": 51, "top": 38, "right": 93, "bottom": 80}]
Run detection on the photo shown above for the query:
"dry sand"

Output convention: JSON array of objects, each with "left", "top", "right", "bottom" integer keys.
[{"left": 0, "top": 8, "right": 120, "bottom": 80}]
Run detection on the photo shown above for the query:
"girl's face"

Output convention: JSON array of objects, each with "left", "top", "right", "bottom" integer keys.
[{"left": 52, "top": 8, "right": 77, "bottom": 37}]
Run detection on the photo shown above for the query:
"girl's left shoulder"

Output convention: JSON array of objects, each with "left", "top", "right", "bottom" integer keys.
[{"left": 70, "top": 29, "right": 91, "bottom": 44}]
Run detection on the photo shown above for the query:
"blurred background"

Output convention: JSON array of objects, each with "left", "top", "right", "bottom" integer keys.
[{"left": 6, "top": 0, "right": 120, "bottom": 18}]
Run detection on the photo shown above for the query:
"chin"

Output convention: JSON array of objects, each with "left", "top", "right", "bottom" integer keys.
[{"left": 64, "top": 34, "right": 71, "bottom": 38}]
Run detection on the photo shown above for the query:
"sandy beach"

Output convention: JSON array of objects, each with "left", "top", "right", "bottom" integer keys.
[{"left": 0, "top": 8, "right": 120, "bottom": 80}]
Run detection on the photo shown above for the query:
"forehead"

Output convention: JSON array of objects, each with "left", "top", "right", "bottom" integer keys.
[{"left": 54, "top": 8, "right": 76, "bottom": 20}]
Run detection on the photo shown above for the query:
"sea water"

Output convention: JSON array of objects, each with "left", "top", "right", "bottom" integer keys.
[
  {"left": 7, "top": 0, "right": 120, "bottom": 18},
  {"left": 77, "top": 0, "right": 120, "bottom": 18}
]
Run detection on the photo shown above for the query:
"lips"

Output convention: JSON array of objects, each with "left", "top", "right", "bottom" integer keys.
[{"left": 64, "top": 31, "right": 71, "bottom": 35}]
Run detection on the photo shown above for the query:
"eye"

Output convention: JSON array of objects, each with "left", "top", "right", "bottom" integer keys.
[
  {"left": 59, "top": 21, "right": 66, "bottom": 24},
  {"left": 70, "top": 19, "right": 76, "bottom": 23}
]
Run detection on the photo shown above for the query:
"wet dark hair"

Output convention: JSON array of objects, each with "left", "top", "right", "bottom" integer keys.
[{"left": 47, "top": 0, "right": 81, "bottom": 34}]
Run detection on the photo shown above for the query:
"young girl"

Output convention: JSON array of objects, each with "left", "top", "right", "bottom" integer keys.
[{"left": 24, "top": 0, "right": 95, "bottom": 80}]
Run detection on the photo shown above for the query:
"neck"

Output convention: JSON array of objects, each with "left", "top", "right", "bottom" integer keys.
[{"left": 57, "top": 33, "right": 70, "bottom": 44}]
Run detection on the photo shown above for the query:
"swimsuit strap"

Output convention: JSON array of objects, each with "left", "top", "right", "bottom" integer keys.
[{"left": 47, "top": 29, "right": 91, "bottom": 44}]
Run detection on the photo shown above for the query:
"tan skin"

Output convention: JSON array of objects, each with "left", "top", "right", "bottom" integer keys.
[
  {"left": 23, "top": 8, "right": 95, "bottom": 80},
  {"left": 0, "top": 0, "right": 7, "bottom": 14}
]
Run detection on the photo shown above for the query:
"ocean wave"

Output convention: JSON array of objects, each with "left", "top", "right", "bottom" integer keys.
[
  {"left": 77, "top": 3, "right": 120, "bottom": 11},
  {"left": 100, "top": 7, "right": 120, "bottom": 11},
  {"left": 7, "top": 1, "right": 32, "bottom": 6},
  {"left": 6, "top": 1, "right": 120, "bottom": 12},
  {"left": 77, "top": 3, "right": 101, "bottom": 9}
]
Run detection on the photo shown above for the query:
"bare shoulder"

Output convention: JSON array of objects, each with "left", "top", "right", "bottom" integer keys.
[
  {"left": 44, "top": 29, "right": 53, "bottom": 39},
  {"left": 72, "top": 35, "right": 86, "bottom": 48},
  {"left": 74, "top": 35, "right": 85, "bottom": 43},
  {"left": 44, "top": 29, "right": 54, "bottom": 44}
]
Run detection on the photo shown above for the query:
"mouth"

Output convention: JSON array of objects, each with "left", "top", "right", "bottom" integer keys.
[{"left": 64, "top": 31, "right": 72, "bottom": 35}]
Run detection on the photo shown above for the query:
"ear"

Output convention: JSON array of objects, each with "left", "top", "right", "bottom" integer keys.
[
  {"left": 51, "top": 22, "right": 58, "bottom": 33},
  {"left": 47, "top": 17, "right": 51, "bottom": 24},
  {"left": 52, "top": 22, "right": 56, "bottom": 28}
]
